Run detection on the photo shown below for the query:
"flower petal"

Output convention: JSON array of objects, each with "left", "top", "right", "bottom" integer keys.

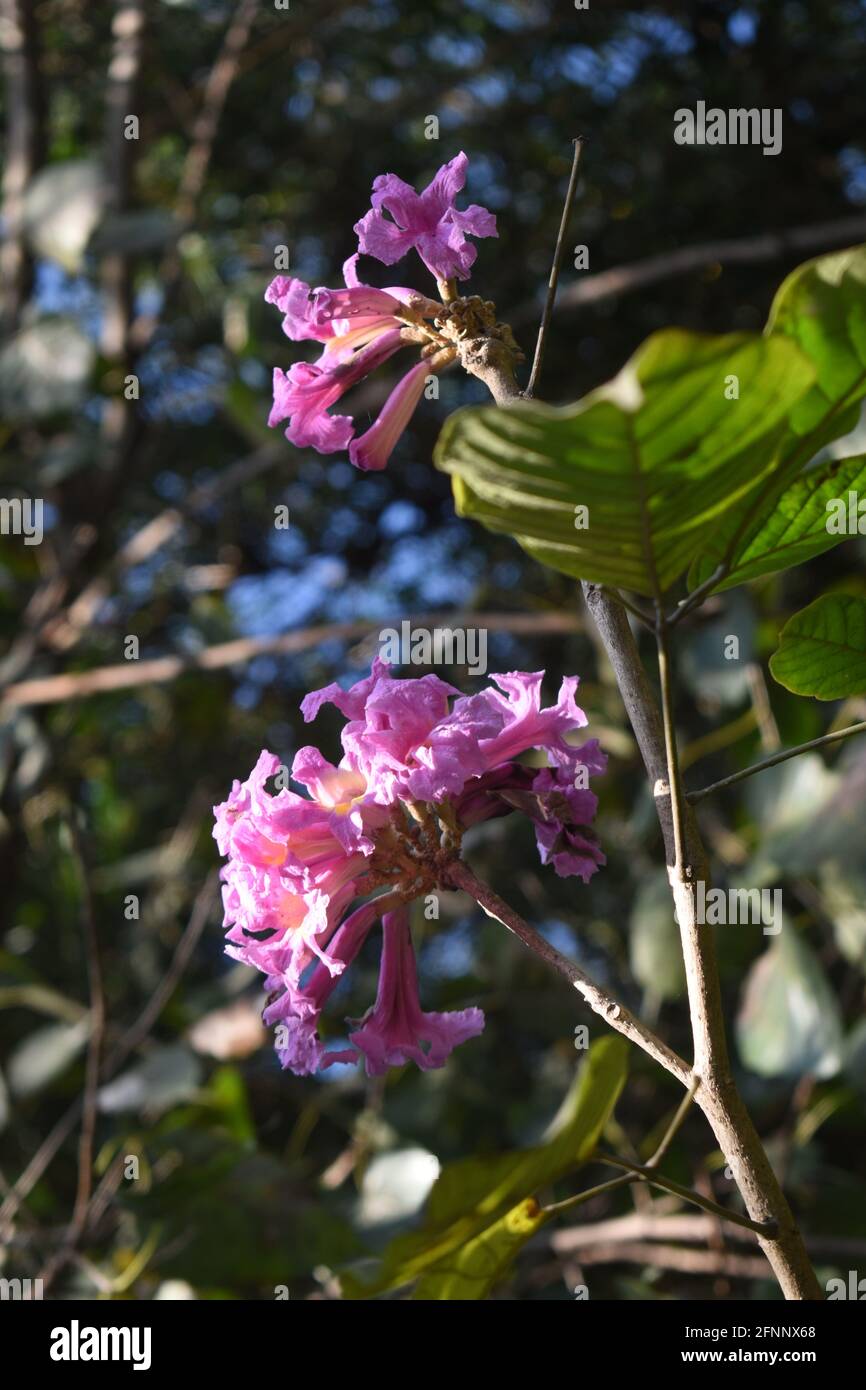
[
  {"left": 349, "top": 908, "right": 485, "bottom": 1075},
  {"left": 353, "top": 207, "right": 418, "bottom": 266},
  {"left": 348, "top": 358, "right": 430, "bottom": 471}
]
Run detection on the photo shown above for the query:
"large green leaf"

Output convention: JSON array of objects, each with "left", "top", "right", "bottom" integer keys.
[
  {"left": 769, "top": 593, "right": 866, "bottom": 699},
  {"left": 341, "top": 1034, "right": 629, "bottom": 1300},
  {"left": 692, "top": 454, "right": 866, "bottom": 592},
  {"left": 689, "top": 246, "right": 866, "bottom": 590},
  {"left": 435, "top": 330, "right": 813, "bottom": 597}
]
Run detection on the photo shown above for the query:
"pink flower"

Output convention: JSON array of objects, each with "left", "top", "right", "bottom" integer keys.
[
  {"left": 214, "top": 664, "right": 605, "bottom": 1077},
  {"left": 268, "top": 328, "right": 404, "bottom": 452},
  {"left": 354, "top": 151, "right": 497, "bottom": 283},
  {"left": 264, "top": 154, "right": 495, "bottom": 463},
  {"left": 348, "top": 908, "right": 485, "bottom": 1075},
  {"left": 265, "top": 256, "right": 446, "bottom": 467},
  {"left": 302, "top": 661, "right": 605, "bottom": 828},
  {"left": 213, "top": 748, "right": 383, "bottom": 1003},
  {"left": 349, "top": 358, "right": 433, "bottom": 472},
  {"left": 264, "top": 899, "right": 381, "bottom": 1075},
  {"left": 265, "top": 255, "right": 436, "bottom": 356}
]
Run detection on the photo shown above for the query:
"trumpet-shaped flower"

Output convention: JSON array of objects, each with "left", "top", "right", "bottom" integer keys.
[
  {"left": 265, "top": 252, "right": 445, "bottom": 468},
  {"left": 348, "top": 907, "right": 485, "bottom": 1075},
  {"left": 214, "top": 663, "right": 604, "bottom": 1076},
  {"left": 265, "top": 155, "right": 497, "bottom": 466}
]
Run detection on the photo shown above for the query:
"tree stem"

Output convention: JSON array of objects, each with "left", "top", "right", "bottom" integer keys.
[
  {"left": 583, "top": 580, "right": 821, "bottom": 1300},
  {"left": 446, "top": 859, "right": 691, "bottom": 1087},
  {"left": 458, "top": 347, "right": 822, "bottom": 1300},
  {"left": 687, "top": 719, "right": 866, "bottom": 803}
]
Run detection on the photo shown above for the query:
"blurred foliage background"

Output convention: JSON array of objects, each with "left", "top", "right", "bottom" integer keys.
[{"left": 1, "top": 0, "right": 866, "bottom": 1301}]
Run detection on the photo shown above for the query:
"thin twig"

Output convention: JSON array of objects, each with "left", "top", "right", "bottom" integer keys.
[
  {"left": 544, "top": 1170, "right": 636, "bottom": 1216},
  {"left": 649, "top": 1076, "right": 700, "bottom": 1167},
  {"left": 596, "top": 1154, "right": 778, "bottom": 1236},
  {"left": 668, "top": 564, "right": 728, "bottom": 626},
  {"left": 746, "top": 663, "right": 781, "bottom": 753},
  {"left": 525, "top": 137, "right": 585, "bottom": 399},
  {"left": 544, "top": 1078, "right": 699, "bottom": 1218},
  {"left": 606, "top": 588, "right": 655, "bottom": 632},
  {"left": 687, "top": 720, "right": 866, "bottom": 804},
  {"left": 550, "top": 1239, "right": 772, "bottom": 1280},
  {"left": 67, "top": 820, "right": 104, "bottom": 1232},
  {"left": 447, "top": 859, "right": 692, "bottom": 1086},
  {"left": 0, "top": 874, "right": 219, "bottom": 1230},
  {"left": 129, "top": 0, "right": 260, "bottom": 353},
  {"left": 102, "top": 869, "right": 219, "bottom": 1071},
  {"left": 552, "top": 1210, "right": 866, "bottom": 1259}
]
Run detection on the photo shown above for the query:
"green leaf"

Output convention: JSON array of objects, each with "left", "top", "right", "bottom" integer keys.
[
  {"left": 819, "top": 861, "right": 866, "bottom": 969},
  {"left": 0, "top": 319, "right": 95, "bottom": 422},
  {"left": 435, "top": 329, "right": 813, "bottom": 597},
  {"left": 692, "top": 454, "right": 866, "bottom": 592},
  {"left": 341, "top": 1035, "right": 629, "bottom": 1300},
  {"left": 767, "top": 244, "right": 866, "bottom": 441},
  {"left": 629, "top": 871, "right": 685, "bottom": 1002},
  {"left": 412, "top": 1197, "right": 548, "bottom": 1300},
  {"left": 689, "top": 246, "right": 866, "bottom": 591},
  {"left": 769, "top": 593, "right": 866, "bottom": 699},
  {"left": 744, "top": 750, "right": 866, "bottom": 884},
  {"left": 736, "top": 928, "right": 844, "bottom": 1080},
  {"left": 7, "top": 1019, "right": 90, "bottom": 1097}
]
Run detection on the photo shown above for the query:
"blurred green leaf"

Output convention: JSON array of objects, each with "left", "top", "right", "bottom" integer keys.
[
  {"left": 22, "top": 158, "right": 105, "bottom": 270},
  {"left": 736, "top": 928, "right": 844, "bottom": 1080},
  {"left": 98, "top": 1044, "right": 203, "bottom": 1118},
  {"left": 0, "top": 319, "right": 95, "bottom": 421},
  {"left": 745, "top": 748, "right": 866, "bottom": 883},
  {"left": 819, "top": 861, "right": 866, "bottom": 968},
  {"left": 206, "top": 1065, "right": 256, "bottom": 1144},
  {"left": 770, "top": 593, "right": 866, "bottom": 698},
  {"left": 7, "top": 1018, "right": 89, "bottom": 1097},
  {"left": 413, "top": 1195, "right": 548, "bottom": 1300},
  {"left": 629, "top": 870, "right": 685, "bottom": 1002},
  {"left": 342, "top": 1035, "right": 629, "bottom": 1299},
  {"left": 767, "top": 245, "right": 866, "bottom": 443}
]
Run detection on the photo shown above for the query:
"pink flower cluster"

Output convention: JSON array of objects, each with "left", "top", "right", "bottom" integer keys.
[
  {"left": 265, "top": 152, "right": 496, "bottom": 471},
  {"left": 214, "top": 662, "right": 605, "bottom": 1077}
]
